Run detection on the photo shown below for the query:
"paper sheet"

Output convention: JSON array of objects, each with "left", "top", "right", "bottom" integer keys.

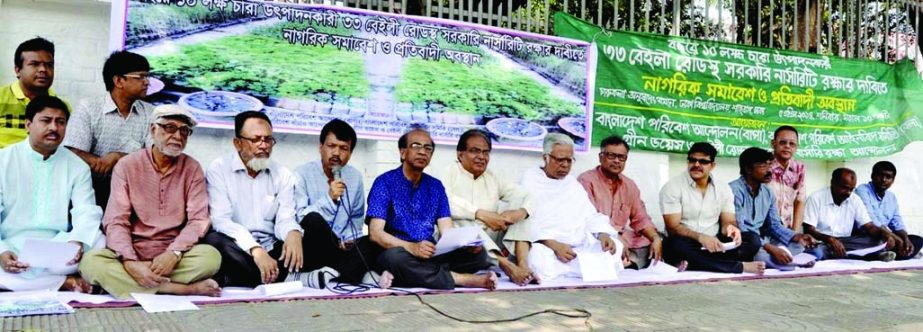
[
  {"left": 0, "top": 291, "right": 73, "bottom": 317},
  {"left": 578, "top": 252, "right": 619, "bottom": 282},
  {"left": 255, "top": 282, "right": 304, "bottom": 297},
  {"left": 17, "top": 239, "right": 79, "bottom": 269},
  {"left": 434, "top": 226, "right": 483, "bottom": 256},
  {"left": 790, "top": 253, "right": 817, "bottom": 266},
  {"left": 700, "top": 241, "right": 739, "bottom": 251},
  {"left": 642, "top": 261, "right": 680, "bottom": 275},
  {"left": 131, "top": 293, "right": 199, "bottom": 313},
  {"left": 846, "top": 243, "right": 887, "bottom": 257}
]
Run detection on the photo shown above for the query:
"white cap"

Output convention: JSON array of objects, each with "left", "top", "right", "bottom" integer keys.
[{"left": 152, "top": 104, "right": 197, "bottom": 127}]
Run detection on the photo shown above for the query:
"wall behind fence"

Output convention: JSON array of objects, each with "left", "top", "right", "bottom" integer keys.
[{"left": 2, "top": 0, "right": 922, "bottom": 234}]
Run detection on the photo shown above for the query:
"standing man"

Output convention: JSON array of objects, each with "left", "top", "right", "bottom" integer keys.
[
  {"left": 660, "top": 142, "right": 764, "bottom": 274},
  {"left": 525, "top": 133, "right": 624, "bottom": 281},
  {"left": 80, "top": 105, "right": 221, "bottom": 299},
  {"left": 369, "top": 127, "right": 495, "bottom": 290},
  {"left": 578, "top": 135, "right": 661, "bottom": 269},
  {"left": 65, "top": 51, "right": 154, "bottom": 209},
  {"left": 1, "top": 37, "right": 59, "bottom": 148},
  {"left": 294, "top": 119, "right": 380, "bottom": 285},
  {"left": 731, "top": 147, "right": 816, "bottom": 271},
  {"left": 803, "top": 168, "right": 896, "bottom": 261},
  {"left": 444, "top": 129, "right": 536, "bottom": 285},
  {"left": 855, "top": 161, "right": 923, "bottom": 260},
  {"left": 0, "top": 96, "right": 102, "bottom": 292},
  {"left": 204, "top": 111, "right": 335, "bottom": 289},
  {"left": 769, "top": 126, "right": 806, "bottom": 231}
]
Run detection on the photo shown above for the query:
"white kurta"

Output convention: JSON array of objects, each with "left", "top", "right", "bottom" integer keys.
[{"left": 520, "top": 167, "right": 623, "bottom": 280}]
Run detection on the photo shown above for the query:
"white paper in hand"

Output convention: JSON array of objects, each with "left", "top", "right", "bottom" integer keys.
[
  {"left": 17, "top": 239, "right": 79, "bottom": 269},
  {"left": 845, "top": 243, "right": 887, "bottom": 257},
  {"left": 790, "top": 253, "right": 817, "bottom": 266},
  {"left": 434, "top": 226, "right": 483, "bottom": 256},
  {"left": 131, "top": 293, "right": 199, "bottom": 313},
  {"left": 255, "top": 282, "right": 303, "bottom": 297},
  {"left": 700, "top": 241, "right": 739, "bottom": 251},
  {"left": 579, "top": 252, "right": 619, "bottom": 282}
]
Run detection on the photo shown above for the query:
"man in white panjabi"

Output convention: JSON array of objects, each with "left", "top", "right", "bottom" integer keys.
[{"left": 523, "top": 133, "right": 624, "bottom": 281}]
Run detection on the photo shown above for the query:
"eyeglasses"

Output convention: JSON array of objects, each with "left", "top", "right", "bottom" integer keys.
[
  {"left": 547, "top": 154, "right": 575, "bottom": 165},
  {"left": 122, "top": 73, "right": 150, "bottom": 81},
  {"left": 238, "top": 135, "right": 276, "bottom": 146},
  {"left": 156, "top": 122, "right": 193, "bottom": 137},
  {"left": 465, "top": 147, "right": 490, "bottom": 157},
  {"left": 599, "top": 152, "right": 628, "bottom": 162},
  {"left": 409, "top": 142, "right": 435, "bottom": 153},
  {"left": 686, "top": 157, "right": 713, "bottom": 165}
]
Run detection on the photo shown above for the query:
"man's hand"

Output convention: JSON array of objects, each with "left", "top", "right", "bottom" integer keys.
[
  {"left": 883, "top": 232, "right": 901, "bottom": 251},
  {"left": 476, "top": 210, "right": 509, "bottom": 232},
  {"left": 406, "top": 241, "right": 436, "bottom": 259},
  {"left": 0, "top": 251, "right": 29, "bottom": 273},
  {"left": 281, "top": 231, "right": 304, "bottom": 273},
  {"left": 724, "top": 225, "right": 742, "bottom": 245},
  {"left": 542, "top": 240, "right": 576, "bottom": 263},
  {"left": 699, "top": 234, "right": 724, "bottom": 253},
  {"left": 328, "top": 179, "right": 346, "bottom": 203},
  {"left": 93, "top": 152, "right": 126, "bottom": 174},
  {"left": 150, "top": 251, "right": 180, "bottom": 276},
  {"left": 251, "top": 247, "right": 279, "bottom": 284},
  {"left": 791, "top": 234, "right": 817, "bottom": 248},
  {"left": 825, "top": 237, "right": 847, "bottom": 258},
  {"left": 499, "top": 209, "right": 528, "bottom": 224},
  {"left": 766, "top": 245, "right": 793, "bottom": 265},
  {"left": 649, "top": 238, "right": 663, "bottom": 262},
  {"left": 67, "top": 241, "right": 84, "bottom": 265},
  {"left": 900, "top": 235, "right": 915, "bottom": 258},
  {"left": 124, "top": 261, "right": 169, "bottom": 288},
  {"left": 598, "top": 233, "right": 618, "bottom": 255}
]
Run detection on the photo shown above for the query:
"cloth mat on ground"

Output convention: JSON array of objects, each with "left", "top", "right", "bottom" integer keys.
[{"left": 56, "top": 258, "right": 923, "bottom": 308}]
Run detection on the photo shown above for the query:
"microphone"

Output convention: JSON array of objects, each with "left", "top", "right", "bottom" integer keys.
[{"left": 331, "top": 165, "right": 342, "bottom": 181}]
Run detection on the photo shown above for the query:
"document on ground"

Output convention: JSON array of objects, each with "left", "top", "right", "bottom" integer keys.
[
  {"left": 0, "top": 291, "right": 73, "bottom": 317},
  {"left": 579, "top": 252, "right": 619, "bottom": 282},
  {"left": 131, "top": 293, "right": 199, "bottom": 313}
]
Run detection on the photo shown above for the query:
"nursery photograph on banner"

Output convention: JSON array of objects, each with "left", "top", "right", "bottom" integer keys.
[{"left": 111, "top": 0, "right": 594, "bottom": 151}]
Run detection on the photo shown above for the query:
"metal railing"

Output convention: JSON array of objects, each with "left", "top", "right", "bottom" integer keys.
[{"left": 271, "top": 0, "right": 923, "bottom": 63}]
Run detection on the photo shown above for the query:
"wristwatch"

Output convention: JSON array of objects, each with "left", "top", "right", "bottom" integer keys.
[{"left": 172, "top": 250, "right": 183, "bottom": 258}]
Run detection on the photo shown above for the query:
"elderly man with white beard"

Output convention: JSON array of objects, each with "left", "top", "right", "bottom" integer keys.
[
  {"left": 524, "top": 133, "right": 625, "bottom": 281},
  {"left": 199, "top": 111, "right": 336, "bottom": 289}
]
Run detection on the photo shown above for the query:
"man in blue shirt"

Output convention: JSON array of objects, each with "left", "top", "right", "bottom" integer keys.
[
  {"left": 293, "top": 119, "right": 380, "bottom": 284},
  {"left": 854, "top": 161, "right": 923, "bottom": 260},
  {"left": 730, "top": 148, "right": 816, "bottom": 271},
  {"left": 368, "top": 127, "right": 494, "bottom": 290}
]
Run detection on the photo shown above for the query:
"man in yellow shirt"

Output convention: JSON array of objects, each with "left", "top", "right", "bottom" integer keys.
[{"left": 1, "top": 37, "right": 59, "bottom": 148}]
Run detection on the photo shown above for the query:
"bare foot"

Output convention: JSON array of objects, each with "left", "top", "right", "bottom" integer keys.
[
  {"left": 499, "top": 260, "right": 532, "bottom": 286},
  {"left": 378, "top": 271, "right": 394, "bottom": 289},
  {"left": 742, "top": 261, "right": 766, "bottom": 275},
  {"left": 453, "top": 272, "right": 498, "bottom": 290},
  {"left": 186, "top": 279, "right": 222, "bottom": 297},
  {"left": 60, "top": 275, "right": 92, "bottom": 293}
]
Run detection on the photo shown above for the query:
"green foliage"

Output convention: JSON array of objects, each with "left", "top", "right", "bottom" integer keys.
[{"left": 127, "top": 1, "right": 251, "bottom": 47}]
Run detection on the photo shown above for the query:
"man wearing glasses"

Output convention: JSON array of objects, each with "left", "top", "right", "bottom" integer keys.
[
  {"left": 65, "top": 51, "right": 155, "bottom": 209},
  {"left": 369, "top": 127, "right": 495, "bottom": 290},
  {"left": 660, "top": 142, "right": 764, "bottom": 274},
  {"left": 769, "top": 126, "right": 806, "bottom": 231},
  {"left": 523, "top": 133, "right": 623, "bottom": 282},
  {"left": 443, "top": 129, "right": 536, "bottom": 286},
  {"left": 578, "top": 135, "right": 661, "bottom": 269},
  {"left": 80, "top": 104, "right": 221, "bottom": 299}
]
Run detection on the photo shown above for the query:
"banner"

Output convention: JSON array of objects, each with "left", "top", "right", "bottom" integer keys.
[
  {"left": 111, "top": 0, "right": 594, "bottom": 151},
  {"left": 554, "top": 12, "right": 923, "bottom": 159}
]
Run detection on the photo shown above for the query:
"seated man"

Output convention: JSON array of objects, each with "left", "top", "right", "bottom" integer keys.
[
  {"left": 444, "top": 129, "right": 536, "bottom": 286},
  {"left": 855, "top": 161, "right": 923, "bottom": 260},
  {"left": 80, "top": 105, "right": 221, "bottom": 299},
  {"left": 803, "top": 168, "right": 896, "bottom": 261},
  {"left": 661, "top": 142, "right": 764, "bottom": 274},
  {"left": 204, "top": 112, "right": 332, "bottom": 289},
  {"left": 0, "top": 96, "right": 103, "bottom": 292},
  {"left": 369, "top": 127, "right": 495, "bottom": 290},
  {"left": 578, "top": 135, "right": 661, "bottom": 269},
  {"left": 294, "top": 119, "right": 380, "bottom": 285},
  {"left": 525, "top": 133, "right": 623, "bottom": 281},
  {"left": 731, "top": 148, "right": 816, "bottom": 271}
]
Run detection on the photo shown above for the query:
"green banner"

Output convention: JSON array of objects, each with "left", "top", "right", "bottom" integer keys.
[{"left": 555, "top": 12, "right": 923, "bottom": 159}]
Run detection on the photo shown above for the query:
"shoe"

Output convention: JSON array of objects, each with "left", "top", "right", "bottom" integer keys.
[
  {"left": 877, "top": 251, "right": 897, "bottom": 262},
  {"left": 285, "top": 266, "right": 339, "bottom": 289}
]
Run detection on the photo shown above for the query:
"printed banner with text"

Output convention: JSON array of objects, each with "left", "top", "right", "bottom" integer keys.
[
  {"left": 555, "top": 12, "right": 923, "bottom": 159},
  {"left": 111, "top": 0, "right": 594, "bottom": 151}
]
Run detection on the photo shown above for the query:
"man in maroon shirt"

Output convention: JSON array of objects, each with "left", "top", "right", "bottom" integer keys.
[{"left": 79, "top": 104, "right": 220, "bottom": 299}]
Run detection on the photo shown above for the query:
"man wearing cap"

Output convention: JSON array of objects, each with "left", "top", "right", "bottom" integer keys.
[
  {"left": 80, "top": 104, "right": 221, "bottom": 299},
  {"left": 65, "top": 51, "right": 155, "bottom": 209}
]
